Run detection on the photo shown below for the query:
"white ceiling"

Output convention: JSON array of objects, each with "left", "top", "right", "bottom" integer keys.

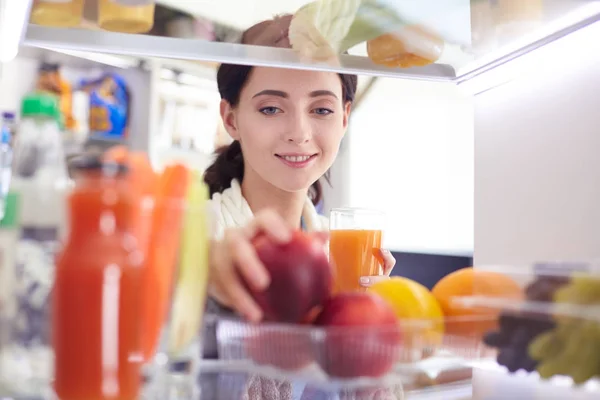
[{"left": 157, "top": 0, "right": 311, "bottom": 29}]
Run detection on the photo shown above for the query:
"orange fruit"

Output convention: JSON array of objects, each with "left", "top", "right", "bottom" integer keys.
[
  {"left": 368, "top": 277, "right": 444, "bottom": 360},
  {"left": 432, "top": 268, "right": 524, "bottom": 338}
]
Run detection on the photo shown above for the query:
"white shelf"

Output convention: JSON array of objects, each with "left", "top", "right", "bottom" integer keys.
[{"left": 23, "top": 25, "right": 456, "bottom": 81}]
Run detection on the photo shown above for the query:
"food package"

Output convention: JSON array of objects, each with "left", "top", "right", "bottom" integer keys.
[
  {"left": 79, "top": 73, "right": 130, "bottom": 140},
  {"left": 289, "top": 0, "right": 445, "bottom": 68},
  {"left": 35, "top": 63, "right": 76, "bottom": 130},
  {"left": 367, "top": 26, "right": 444, "bottom": 68}
]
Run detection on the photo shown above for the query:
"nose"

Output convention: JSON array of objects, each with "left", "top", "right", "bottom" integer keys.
[{"left": 284, "top": 113, "right": 311, "bottom": 144}]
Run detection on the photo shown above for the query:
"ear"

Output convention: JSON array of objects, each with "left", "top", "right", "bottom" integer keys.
[
  {"left": 220, "top": 99, "right": 240, "bottom": 140},
  {"left": 342, "top": 101, "right": 352, "bottom": 130}
]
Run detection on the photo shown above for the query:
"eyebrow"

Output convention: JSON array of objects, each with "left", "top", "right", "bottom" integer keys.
[
  {"left": 309, "top": 90, "right": 338, "bottom": 99},
  {"left": 253, "top": 90, "right": 288, "bottom": 98},
  {"left": 252, "top": 89, "right": 338, "bottom": 99}
]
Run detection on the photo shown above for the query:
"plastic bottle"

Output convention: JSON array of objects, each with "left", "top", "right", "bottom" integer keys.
[
  {"left": 0, "top": 192, "right": 20, "bottom": 323},
  {"left": 53, "top": 155, "right": 145, "bottom": 400},
  {"left": 1, "top": 112, "right": 16, "bottom": 138},
  {"left": 0, "top": 93, "right": 70, "bottom": 397},
  {"left": 30, "top": 0, "right": 85, "bottom": 28},
  {"left": 0, "top": 114, "right": 14, "bottom": 218},
  {"left": 98, "top": 0, "right": 155, "bottom": 34}
]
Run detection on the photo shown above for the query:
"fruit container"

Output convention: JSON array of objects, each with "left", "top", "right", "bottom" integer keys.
[
  {"left": 0, "top": 152, "right": 212, "bottom": 399},
  {"left": 451, "top": 262, "right": 600, "bottom": 389},
  {"left": 214, "top": 313, "right": 495, "bottom": 391}
]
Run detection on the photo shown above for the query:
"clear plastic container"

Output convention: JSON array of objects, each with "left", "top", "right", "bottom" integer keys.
[
  {"left": 98, "top": 0, "right": 155, "bottom": 34},
  {"left": 452, "top": 262, "right": 600, "bottom": 388},
  {"left": 214, "top": 313, "right": 494, "bottom": 390},
  {"left": 30, "top": 0, "right": 85, "bottom": 28}
]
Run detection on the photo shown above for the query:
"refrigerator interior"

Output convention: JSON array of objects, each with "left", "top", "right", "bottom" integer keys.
[{"left": 0, "top": 0, "right": 599, "bottom": 398}]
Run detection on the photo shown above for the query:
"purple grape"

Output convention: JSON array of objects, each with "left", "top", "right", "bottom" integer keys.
[
  {"left": 511, "top": 327, "right": 536, "bottom": 346},
  {"left": 497, "top": 348, "right": 520, "bottom": 371},
  {"left": 498, "top": 313, "right": 520, "bottom": 332},
  {"left": 521, "top": 356, "right": 538, "bottom": 373},
  {"left": 486, "top": 275, "right": 570, "bottom": 375},
  {"left": 483, "top": 331, "right": 508, "bottom": 347}
]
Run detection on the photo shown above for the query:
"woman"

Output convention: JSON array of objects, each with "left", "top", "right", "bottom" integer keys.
[
  {"left": 202, "top": 62, "right": 398, "bottom": 400},
  {"left": 205, "top": 63, "right": 396, "bottom": 322}
]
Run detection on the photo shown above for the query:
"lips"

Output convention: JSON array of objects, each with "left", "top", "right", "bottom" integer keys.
[
  {"left": 275, "top": 153, "right": 318, "bottom": 168},
  {"left": 278, "top": 155, "right": 314, "bottom": 162}
]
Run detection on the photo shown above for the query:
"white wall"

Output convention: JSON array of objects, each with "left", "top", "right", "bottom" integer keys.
[
  {"left": 329, "top": 78, "right": 474, "bottom": 256},
  {"left": 0, "top": 56, "right": 41, "bottom": 112},
  {"left": 473, "top": 20, "right": 600, "bottom": 266}
]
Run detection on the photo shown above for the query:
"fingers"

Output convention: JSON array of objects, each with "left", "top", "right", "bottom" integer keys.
[
  {"left": 224, "top": 229, "right": 270, "bottom": 291},
  {"left": 243, "top": 209, "right": 291, "bottom": 244},
  {"left": 359, "top": 249, "right": 396, "bottom": 288},
  {"left": 312, "top": 231, "right": 329, "bottom": 245},
  {"left": 219, "top": 261, "right": 263, "bottom": 322},
  {"left": 359, "top": 275, "right": 390, "bottom": 288},
  {"left": 380, "top": 248, "right": 396, "bottom": 276},
  {"left": 209, "top": 209, "right": 294, "bottom": 323},
  {"left": 210, "top": 238, "right": 264, "bottom": 322}
]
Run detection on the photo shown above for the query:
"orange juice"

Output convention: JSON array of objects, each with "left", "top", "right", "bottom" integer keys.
[
  {"left": 53, "top": 160, "right": 144, "bottom": 400},
  {"left": 329, "top": 229, "right": 382, "bottom": 293}
]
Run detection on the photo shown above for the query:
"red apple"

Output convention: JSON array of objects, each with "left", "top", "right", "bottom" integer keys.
[
  {"left": 245, "top": 327, "right": 314, "bottom": 371},
  {"left": 314, "top": 292, "right": 402, "bottom": 378},
  {"left": 251, "top": 231, "right": 332, "bottom": 323}
]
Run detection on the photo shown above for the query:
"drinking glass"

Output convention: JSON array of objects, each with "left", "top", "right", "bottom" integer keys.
[{"left": 329, "top": 208, "right": 385, "bottom": 293}]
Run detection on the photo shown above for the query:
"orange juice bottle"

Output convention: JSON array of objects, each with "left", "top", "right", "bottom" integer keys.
[
  {"left": 329, "top": 208, "right": 385, "bottom": 293},
  {"left": 53, "top": 155, "right": 146, "bottom": 400}
]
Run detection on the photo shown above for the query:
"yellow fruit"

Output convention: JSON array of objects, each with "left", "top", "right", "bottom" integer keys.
[{"left": 368, "top": 277, "right": 444, "bottom": 358}]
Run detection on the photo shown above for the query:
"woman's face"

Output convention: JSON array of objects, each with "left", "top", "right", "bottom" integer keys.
[{"left": 221, "top": 67, "right": 351, "bottom": 194}]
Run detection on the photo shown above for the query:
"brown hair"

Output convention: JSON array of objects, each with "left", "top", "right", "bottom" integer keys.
[{"left": 204, "top": 64, "right": 357, "bottom": 205}]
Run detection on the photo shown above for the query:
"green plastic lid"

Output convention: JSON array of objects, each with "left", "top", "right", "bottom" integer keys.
[
  {"left": 21, "top": 93, "right": 61, "bottom": 121},
  {"left": 0, "top": 192, "right": 19, "bottom": 228}
]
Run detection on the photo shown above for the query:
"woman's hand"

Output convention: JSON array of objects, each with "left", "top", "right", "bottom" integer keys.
[
  {"left": 359, "top": 249, "right": 396, "bottom": 288},
  {"left": 208, "top": 210, "right": 291, "bottom": 322}
]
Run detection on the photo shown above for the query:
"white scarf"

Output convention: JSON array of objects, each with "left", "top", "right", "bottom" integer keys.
[{"left": 209, "top": 179, "right": 328, "bottom": 239}]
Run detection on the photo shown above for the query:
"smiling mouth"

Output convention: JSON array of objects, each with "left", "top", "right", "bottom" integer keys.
[{"left": 275, "top": 154, "right": 318, "bottom": 163}]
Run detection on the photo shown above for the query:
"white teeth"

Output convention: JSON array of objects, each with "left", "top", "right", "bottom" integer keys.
[{"left": 282, "top": 155, "right": 311, "bottom": 162}]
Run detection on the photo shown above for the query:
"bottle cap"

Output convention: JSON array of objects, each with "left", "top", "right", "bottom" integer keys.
[
  {"left": 69, "top": 153, "right": 129, "bottom": 176},
  {"left": 2, "top": 111, "right": 15, "bottom": 121},
  {"left": 21, "top": 93, "right": 61, "bottom": 121}
]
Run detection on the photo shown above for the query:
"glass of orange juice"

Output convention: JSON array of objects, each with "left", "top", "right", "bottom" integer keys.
[{"left": 329, "top": 208, "right": 385, "bottom": 293}]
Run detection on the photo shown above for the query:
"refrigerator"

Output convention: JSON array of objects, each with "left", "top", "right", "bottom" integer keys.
[{"left": 2, "top": 0, "right": 600, "bottom": 398}]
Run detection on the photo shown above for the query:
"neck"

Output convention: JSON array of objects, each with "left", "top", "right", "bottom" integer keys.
[{"left": 241, "top": 167, "right": 307, "bottom": 229}]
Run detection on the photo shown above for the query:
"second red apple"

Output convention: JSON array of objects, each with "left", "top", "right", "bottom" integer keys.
[{"left": 314, "top": 292, "right": 402, "bottom": 378}]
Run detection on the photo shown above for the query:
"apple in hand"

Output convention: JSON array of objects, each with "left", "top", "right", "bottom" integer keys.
[
  {"left": 250, "top": 231, "right": 332, "bottom": 323},
  {"left": 314, "top": 292, "right": 402, "bottom": 378}
]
